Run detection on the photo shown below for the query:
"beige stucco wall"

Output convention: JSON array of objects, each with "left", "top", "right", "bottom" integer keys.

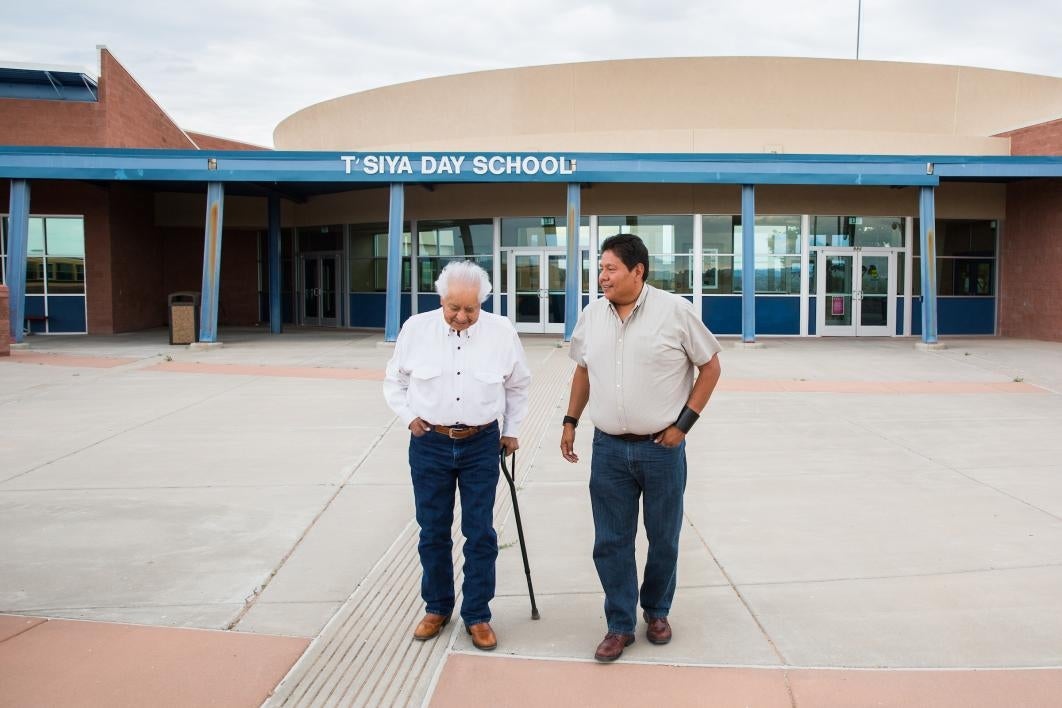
[{"left": 274, "top": 57, "right": 1062, "bottom": 155}]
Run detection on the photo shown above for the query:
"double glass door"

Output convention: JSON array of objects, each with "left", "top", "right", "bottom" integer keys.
[
  {"left": 816, "top": 249, "right": 895, "bottom": 336},
  {"left": 508, "top": 249, "right": 566, "bottom": 334},
  {"left": 300, "top": 253, "right": 340, "bottom": 327}
]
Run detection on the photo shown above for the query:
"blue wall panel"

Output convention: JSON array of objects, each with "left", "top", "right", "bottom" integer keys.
[
  {"left": 24, "top": 295, "right": 46, "bottom": 333},
  {"left": 808, "top": 296, "right": 817, "bottom": 335},
  {"left": 896, "top": 297, "right": 905, "bottom": 335},
  {"left": 703, "top": 296, "right": 742, "bottom": 334},
  {"left": 939, "top": 298, "right": 996, "bottom": 335},
  {"left": 350, "top": 294, "right": 386, "bottom": 328},
  {"left": 756, "top": 297, "right": 800, "bottom": 335},
  {"left": 46, "top": 296, "right": 86, "bottom": 333}
]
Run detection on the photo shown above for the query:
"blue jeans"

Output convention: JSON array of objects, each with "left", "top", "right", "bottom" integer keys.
[
  {"left": 409, "top": 421, "right": 500, "bottom": 626},
  {"left": 589, "top": 428, "right": 687, "bottom": 634}
]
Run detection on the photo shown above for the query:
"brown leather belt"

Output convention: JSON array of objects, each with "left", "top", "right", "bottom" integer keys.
[{"left": 431, "top": 424, "right": 484, "bottom": 440}]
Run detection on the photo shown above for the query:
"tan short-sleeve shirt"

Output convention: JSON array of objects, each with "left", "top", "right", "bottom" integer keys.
[{"left": 569, "top": 284, "right": 722, "bottom": 435}]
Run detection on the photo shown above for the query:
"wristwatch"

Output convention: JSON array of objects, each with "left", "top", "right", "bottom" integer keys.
[{"left": 562, "top": 415, "right": 579, "bottom": 428}]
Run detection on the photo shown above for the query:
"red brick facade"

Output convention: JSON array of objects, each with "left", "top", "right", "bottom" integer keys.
[
  {"left": 1001, "top": 179, "right": 1062, "bottom": 341},
  {"left": 1, "top": 48, "right": 266, "bottom": 335},
  {"left": 998, "top": 117, "right": 1062, "bottom": 156},
  {"left": 0, "top": 285, "right": 10, "bottom": 354},
  {"left": 996, "top": 118, "right": 1062, "bottom": 342}
]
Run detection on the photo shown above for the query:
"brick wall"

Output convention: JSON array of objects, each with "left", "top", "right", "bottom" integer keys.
[
  {"left": 98, "top": 50, "right": 197, "bottom": 149},
  {"left": 998, "top": 117, "right": 1062, "bottom": 156},
  {"left": 162, "top": 226, "right": 261, "bottom": 328},
  {"left": 0, "top": 285, "right": 10, "bottom": 355},
  {"left": 186, "top": 131, "right": 269, "bottom": 151},
  {"left": 1001, "top": 179, "right": 1062, "bottom": 341},
  {"left": 108, "top": 184, "right": 166, "bottom": 331}
]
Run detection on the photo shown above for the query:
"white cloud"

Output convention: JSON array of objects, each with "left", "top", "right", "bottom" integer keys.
[{"left": 1, "top": 0, "right": 1060, "bottom": 146}]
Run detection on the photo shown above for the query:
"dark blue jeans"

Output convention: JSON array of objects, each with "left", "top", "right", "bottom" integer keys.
[
  {"left": 590, "top": 428, "right": 687, "bottom": 634},
  {"left": 409, "top": 421, "right": 500, "bottom": 626}
]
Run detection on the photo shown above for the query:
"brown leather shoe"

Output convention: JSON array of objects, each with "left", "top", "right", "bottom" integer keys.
[
  {"left": 413, "top": 613, "right": 451, "bottom": 641},
  {"left": 465, "top": 622, "right": 497, "bottom": 651},
  {"left": 643, "top": 611, "right": 672, "bottom": 645},
  {"left": 593, "top": 632, "right": 634, "bottom": 662}
]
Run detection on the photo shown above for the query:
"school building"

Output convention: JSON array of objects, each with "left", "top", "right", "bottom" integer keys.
[{"left": 2, "top": 48, "right": 1062, "bottom": 346}]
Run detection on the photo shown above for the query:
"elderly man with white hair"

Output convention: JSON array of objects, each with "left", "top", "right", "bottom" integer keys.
[{"left": 383, "top": 259, "right": 531, "bottom": 651}]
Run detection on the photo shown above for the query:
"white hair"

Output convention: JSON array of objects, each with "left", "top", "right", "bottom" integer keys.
[{"left": 435, "top": 260, "right": 492, "bottom": 303}]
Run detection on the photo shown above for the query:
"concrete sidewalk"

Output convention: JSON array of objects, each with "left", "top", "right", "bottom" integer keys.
[{"left": 2, "top": 329, "right": 1061, "bottom": 707}]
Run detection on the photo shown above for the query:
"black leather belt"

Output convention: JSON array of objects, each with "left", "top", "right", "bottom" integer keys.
[{"left": 598, "top": 428, "right": 665, "bottom": 442}]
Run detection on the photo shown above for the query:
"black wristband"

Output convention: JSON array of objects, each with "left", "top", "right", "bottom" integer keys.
[
  {"left": 562, "top": 415, "right": 579, "bottom": 428},
  {"left": 673, "top": 406, "right": 700, "bottom": 434}
]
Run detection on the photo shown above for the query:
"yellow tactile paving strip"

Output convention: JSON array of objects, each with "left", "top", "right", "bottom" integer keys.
[{"left": 0, "top": 614, "right": 308, "bottom": 708}]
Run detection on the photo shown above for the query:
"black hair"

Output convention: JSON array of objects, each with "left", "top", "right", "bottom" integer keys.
[{"left": 599, "top": 233, "right": 649, "bottom": 282}]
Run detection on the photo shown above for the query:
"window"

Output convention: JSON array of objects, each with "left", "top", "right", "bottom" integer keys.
[
  {"left": 912, "top": 219, "right": 997, "bottom": 296},
  {"left": 417, "top": 219, "right": 493, "bottom": 293},
  {"left": 600, "top": 216, "right": 694, "bottom": 294},
  {"left": 1, "top": 216, "right": 86, "bottom": 295},
  {"left": 349, "top": 224, "right": 411, "bottom": 292},
  {"left": 703, "top": 215, "right": 801, "bottom": 294}
]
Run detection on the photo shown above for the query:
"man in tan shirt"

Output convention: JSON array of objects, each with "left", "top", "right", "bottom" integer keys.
[{"left": 561, "top": 233, "right": 722, "bottom": 662}]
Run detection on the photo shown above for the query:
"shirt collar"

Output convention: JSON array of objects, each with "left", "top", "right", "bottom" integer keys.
[
  {"left": 438, "top": 309, "right": 476, "bottom": 339},
  {"left": 607, "top": 281, "right": 651, "bottom": 319}
]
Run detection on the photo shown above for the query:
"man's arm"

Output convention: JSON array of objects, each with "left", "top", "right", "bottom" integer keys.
[
  {"left": 560, "top": 365, "right": 590, "bottom": 463},
  {"left": 655, "top": 354, "right": 721, "bottom": 446},
  {"left": 382, "top": 325, "right": 431, "bottom": 435}
]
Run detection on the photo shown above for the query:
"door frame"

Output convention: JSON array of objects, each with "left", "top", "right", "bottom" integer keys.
[
  {"left": 299, "top": 251, "right": 341, "bottom": 327},
  {"left": 816, "top": 247, "right": 897, "bottom": 337},
  {"left": 506, "top": 247, "right": 566, "bottom": 334}
]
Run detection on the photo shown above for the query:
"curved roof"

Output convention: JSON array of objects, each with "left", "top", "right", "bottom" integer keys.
[{"left": 274, "top": 56, "right": 1062, "bottom": 156}]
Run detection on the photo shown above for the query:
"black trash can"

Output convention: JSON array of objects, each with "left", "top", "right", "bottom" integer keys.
[{"left": 168, "top": 291, "right": 200, "bottom": 345}]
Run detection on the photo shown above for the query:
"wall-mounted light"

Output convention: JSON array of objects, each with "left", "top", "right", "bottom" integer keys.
[
  {"left": 926, "top": 162, "right": 934, "bottom": 175},
  {"left": 207, "top": 158, "right": 218, "bottom": 171}
]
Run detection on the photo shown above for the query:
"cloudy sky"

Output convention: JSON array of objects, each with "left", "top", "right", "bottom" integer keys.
[{"left": 3, "top": 0, "right": 1061, "bottom": 147}]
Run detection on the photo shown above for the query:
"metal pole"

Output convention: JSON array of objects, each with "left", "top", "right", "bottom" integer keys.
[
  {"left": 198, "top": 182, "right": 224, "bottom": 343},
  {"left": 384, "top": 183, "right": 404, "bottom": 342},
  {"left": 856, "top": 0, "right": 863, "bottom": 60},
  {"left": 564, "top": 183, "right": 581, "bottom": 342},
  {"left": 6, "top": 180, "right": 30, "bottom": 343},
  {"left": 919, "top": 186, "right": 939, "bottom": 344},
  {"left": 741, "top": 185, "right": 756, "bottom": 343},
  {"left": 267, "top": 195, "right": 282, "bottom": 334}
]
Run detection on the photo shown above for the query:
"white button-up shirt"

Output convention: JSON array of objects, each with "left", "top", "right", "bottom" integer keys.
[{"left": 383, "top": 309, "right": 532, "bottom": 438}]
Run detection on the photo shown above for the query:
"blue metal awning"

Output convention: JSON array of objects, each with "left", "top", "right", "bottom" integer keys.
[{"left": 2, "top": 146, "right": 1062, "bottom": 186}]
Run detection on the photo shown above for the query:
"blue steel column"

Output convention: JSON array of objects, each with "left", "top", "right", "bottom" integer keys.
[
  {"left": 919, "top": 186, "right": 939, "bottom": 344},
  {"left": 198, "top": 182, "right": 225, "bottom": 343},
  {"left": 384, "top": 183, "right": 404, "bottom": 342},
  {"left": 564, "top": 183, "right": 581, "bottom": 341},
  {"left": 741, "top": 184, "right": 756, "bottom": 343},
  {"left": 6, "top": 180, "right": 30, "bottom": 343},
  {"left": 267, "top": 195, "right": 282, "bottom": 334}
]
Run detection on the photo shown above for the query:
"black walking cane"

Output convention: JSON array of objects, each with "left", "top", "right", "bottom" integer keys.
[{"left": 500, "top": 448, "right": 540, "bottom": 620}]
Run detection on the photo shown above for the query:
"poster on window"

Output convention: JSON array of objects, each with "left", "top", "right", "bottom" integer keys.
[{"left": 831, "top": 296, "right": 845, "bottom": 316}]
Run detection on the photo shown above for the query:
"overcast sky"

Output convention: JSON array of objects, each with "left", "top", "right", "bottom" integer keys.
[{"left": 2, "top": 1, "right": 1061, "bottom": 147}]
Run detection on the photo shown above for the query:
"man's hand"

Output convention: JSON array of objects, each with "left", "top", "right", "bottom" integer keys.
[
  {"left": 500, "top": 436, "right": 519, "bottom": 456},
  {"left": 408, "top": 418, "right": 432, "bottom": 437},
  {"left": 653, "top": 426, "right": 686, "bottom": 448},
  {"left": 560, "top": 424, "right": 579, "bottom": 463}
]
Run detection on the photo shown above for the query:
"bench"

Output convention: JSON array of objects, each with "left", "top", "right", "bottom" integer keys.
[{"left": 24, "top": 314, "right": 48, "bottom": 334}]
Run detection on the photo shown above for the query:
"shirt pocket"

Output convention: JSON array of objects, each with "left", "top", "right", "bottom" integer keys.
[
  {"left": 471, "top": 371, "right": 505, "bottom": 407},
  {"left": 410, "top": 366, "right": 443, "bottom": 409}
]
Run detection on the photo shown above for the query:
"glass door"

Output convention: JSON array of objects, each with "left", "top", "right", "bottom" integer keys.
[
  {"left": 507, "top": 249, "right": 565, "bottom": 334},
  {"left": 816, "top": 249, "right": 895, "bottom": 336},
  {"left": 300, "top": 253, "right": 340, "bottom": 327}
]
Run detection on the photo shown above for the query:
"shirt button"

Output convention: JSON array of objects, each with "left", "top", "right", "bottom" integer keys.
[
  {"left": 457, "top": 372, "right": 461, "bottom": 375},
  {"left": 456, "top": 397, "right": 461, "bottom": 401}
]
